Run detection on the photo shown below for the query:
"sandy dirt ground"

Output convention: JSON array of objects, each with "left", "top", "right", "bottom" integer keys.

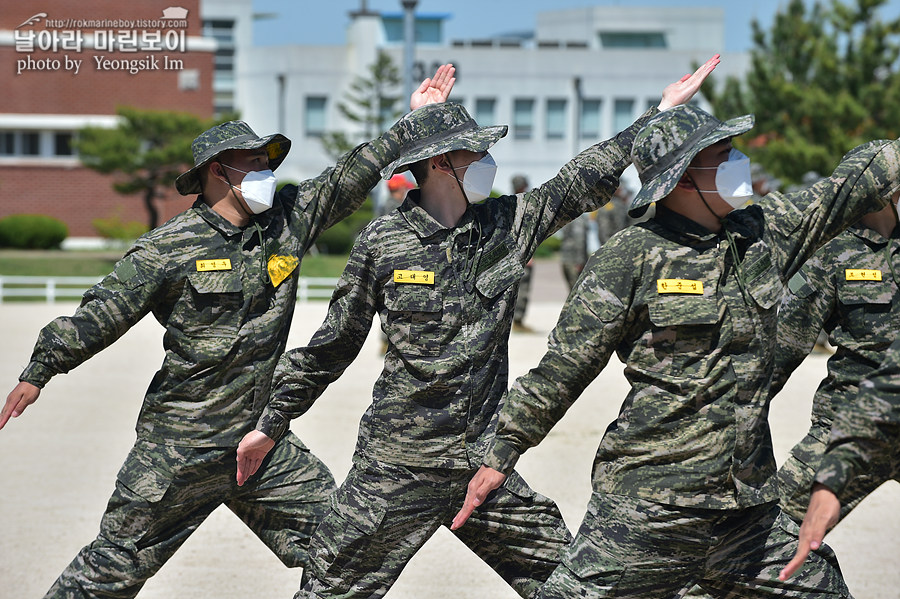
[{"left": 2, "top": 260, "right": 898, "bottom": 598}]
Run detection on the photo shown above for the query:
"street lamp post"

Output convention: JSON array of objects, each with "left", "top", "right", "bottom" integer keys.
[{"left": 401, "top": 0, "right": 418, "bottom": 100}]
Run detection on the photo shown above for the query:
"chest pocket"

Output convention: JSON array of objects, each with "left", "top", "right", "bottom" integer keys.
[
  {"left": 744, "top": 251, "right": 783, "bottom": 311},
  {"left": 474, "top": 243, "right": 525, "bottom": 300},
  {"left": 837, "top": 280, "right": 893, "bottom": 334},
  {"left": 384, "top": 284, "right": 444, "bottom": 357},
  {"left": 184, "top": 270, "right": 243, "bottom": 335},
  {"left": 648, "top": 294, "right": 719, "bottom": 357}
]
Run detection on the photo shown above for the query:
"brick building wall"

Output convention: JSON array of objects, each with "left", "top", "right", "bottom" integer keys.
[{"left": 0, "top": 0, "right": 213, "bottom": 237}]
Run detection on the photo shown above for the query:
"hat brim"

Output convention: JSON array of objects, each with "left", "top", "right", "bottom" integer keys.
[
  {"left": 629, "top": 114, "right": 754, "bottom": 217},
  {"left": 381, "top": 124, "right": 508, "bottom": 179},
  {"left": 175, "top": 133, "right": 291, "bottom": 195}
]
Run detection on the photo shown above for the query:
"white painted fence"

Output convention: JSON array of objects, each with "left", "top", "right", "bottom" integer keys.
[{"left": 0, "top": 276, "right": 339, "bottom": 303}]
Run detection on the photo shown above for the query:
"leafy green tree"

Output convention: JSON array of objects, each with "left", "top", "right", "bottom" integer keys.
[
  {"left": 702, "top": 0, "right": 900, "bottom": 186},
  {"left": 75, "top": 107, "right": 217, "bottom": 229},
  {"left": 321, "top": 50, "right": 403, "bottom": 159}
]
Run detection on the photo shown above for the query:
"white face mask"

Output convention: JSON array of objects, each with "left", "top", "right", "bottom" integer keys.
[
  {"left": 221, "top": 163, "right": 278, "bottom": 214},
  {"left": 451, "top": 153, "right": 497, "bottom": 203},
  {"left": 691, "top": 148, "right": 754, "bottom": 209}
]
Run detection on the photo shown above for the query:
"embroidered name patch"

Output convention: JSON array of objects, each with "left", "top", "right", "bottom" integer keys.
[
  {"left": 196, "top": 259, "right": 232, "bottom": 272},
  {"left": 845, "top": 269, "right": 882, "bottom": 281},
  {"left": 657, "top": 279, "right": 704, "bottom": 294},
  {"left": 268, "top": 254, "right": 299, "bottom": 288},
  {"left": 394, "top": 270, "right": 435, "bottom": 284}
]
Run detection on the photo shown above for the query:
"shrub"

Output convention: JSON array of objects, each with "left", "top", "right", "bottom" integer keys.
[
  {"left": 534, "top": 235, "right": 561, "bottom": 258},
  {"left": 0, "top": 214, "right": 68, "bottom": 249},
  {"left": 92, "top": 214, "right": 149, "bottom": 240}
]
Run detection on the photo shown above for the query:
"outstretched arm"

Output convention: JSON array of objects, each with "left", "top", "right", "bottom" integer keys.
[
  {"left": 657, "top": 54, "right": 720, "bottom": 110},
  {"left": 779, "top": 484, "right": 840, "bottom": 580},
  {"left": 410, "top": 64, "right": 456, "bottom": 110},
  {"left": 0, "top": 381, "right": 41, "bottom": 430}
]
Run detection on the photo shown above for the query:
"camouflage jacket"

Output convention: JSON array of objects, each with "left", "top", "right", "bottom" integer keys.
[
  {"left": 19, "top": 128, "right": 403, "bottom": 448},
  {"left": 256, "top": 108, "right": 658, "bottom": 469},
  {"left": 484, "top": 139, "right": 900, "bottom": 510},
  {"left": 816, "top": 334, "right": 900, "bottom": 497},
  {"left": 772, "top": 225, "right": 900, "bottom": 436}
]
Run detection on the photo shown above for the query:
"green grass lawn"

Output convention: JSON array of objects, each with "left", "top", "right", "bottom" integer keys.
[{"left": 0, "top": 250, "right": 350, "bottom": 278}]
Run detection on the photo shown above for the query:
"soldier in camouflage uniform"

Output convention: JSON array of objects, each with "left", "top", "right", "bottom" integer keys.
[
  {"left": 772, "top": 198, "right": 900, "bottom": 525},
  {"left": 455, "top": 103, "right": 900, "bottom": 597},
  {"left": 782, "top": 333, "right": 900, "bottom": 581},
  {"left": 0, "top": 65, "right": 457, "bottom": 599},
  {"left": 236, "top": 58, "right": 721, "bottom": 599}
]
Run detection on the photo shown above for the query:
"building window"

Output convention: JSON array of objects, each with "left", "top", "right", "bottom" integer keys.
[
  {"left": 54, "top": 132, "right": 74, "bottom": 156},
  {"left": 614, "top": 98, "right": 635, "bottom": 133},
  {"left": 305, "top": 96, "right": 327, "bottom": 137},
  {"left": 22, "top": 132, "right": 40, "bottom": 156},
  {"left": 475, "top": 98, "right": 496, "bottom": 125},
  {"left": 546, "top": 99, "right": 567, "bottom": 140},
  {"left": 579, "top": 99, "right": 602, "bottom": 139},
  {"left": 0, "top": 132, "right": 14, "bottom": 155},
  {"left": 513, "top": 98, "right": 534, "bottom": 140},
  {"left": 203, "top": 18, "right": 235, "bottom": 117},
  {"left": 599, "top": 32, "right": 667, "bottom": 48}
]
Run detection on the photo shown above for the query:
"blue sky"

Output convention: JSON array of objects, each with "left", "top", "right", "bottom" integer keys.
[{"left": 253, "top": 0, "right": 900, "bottom": 53}]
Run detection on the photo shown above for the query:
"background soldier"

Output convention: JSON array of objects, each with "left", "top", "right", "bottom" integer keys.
[
  {"left": 236, "top": 57, "right": 720, "bottom": 599},
  {"left": 782, "top": 332, "right": 900, "bottom": 580},
  {"left": 0, "top": 65, "right": 456, "bottom": 599},
  {"left": 510, "top": 174, "right": 536, "bottom": 332},
  {"left": 455, "top": 103, "right": 900, "bottom": 597},
  {"left": 772, "top": 198, "right": 900, "bottom": 526}
]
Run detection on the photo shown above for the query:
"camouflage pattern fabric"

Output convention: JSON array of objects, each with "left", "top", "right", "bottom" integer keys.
[
  {"left": 21, "top": 122, "right": 404, "bottom": 448},
  {"left": 772, "top": 225, "right": 900, "bottom": 522},
  {"left": 560, "top": 213, "right": 589, "bottom": 289},
  {"left": 22, "top": 117, "right": 409, "bottom": 598},
  {"left": 484, "top": 138, "right": 900, "bottom": 509},
  {"left": 513, "top": 262, "right": 533, "bottom": 324},
  {"left": 46, "top": 433, "right": 333, "bottom": 598},
  {"left": 256, "top": 108, "right": 660, "bottom": 597},
  {"left": 257, "top": 108, "right": 660, "bottom": 464},
  {"left": 815, "top": 334, "right": 900, "bottom": 498},
  {"left": 296, "top": 460, "right": 571, "bottom": 599},
  {"left": 628, "top": 104, "right": 755, "bottom": 216},
  {"left": 539, "top": 493, "right": 850, "bottom": 598}
]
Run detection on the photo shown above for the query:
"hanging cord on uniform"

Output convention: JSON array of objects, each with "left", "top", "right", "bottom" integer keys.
[
  {"left": 687, "top": 172, "right": 749, "bottom": 301},
  {"left": 253, "top": 219, "right": 270, "bottom": 285},
  {"left": 220, "top": 162, "right": 271, "bottom": 285},
  {"left": 446, "top": 154, "right": 484, "bottom": 293}
]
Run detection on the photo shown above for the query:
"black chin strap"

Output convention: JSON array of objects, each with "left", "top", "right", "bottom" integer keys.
[
  {"left": 444, "top": 155, "right": 468, "bottom": 202},
  {"left": 218, "top": 161, "right": 253, "bottom": 220}
]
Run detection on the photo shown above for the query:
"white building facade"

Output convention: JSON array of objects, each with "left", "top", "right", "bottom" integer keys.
[{"left": 239, "top": 5, "right": 747, "bottom": 194}]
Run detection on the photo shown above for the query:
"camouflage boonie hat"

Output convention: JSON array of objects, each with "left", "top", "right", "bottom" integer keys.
[
  {"left": 175, "top": 120, "right": 291, "bottom": 195},
  {"left": 381, "top": 102, "right": 507, "bottom": 179},
  {"left": 629, "top": 105, "right": 754, "bottom": 217}
]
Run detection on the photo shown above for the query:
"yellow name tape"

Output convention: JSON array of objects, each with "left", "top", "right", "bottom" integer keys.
[
  {"left": 393, "top": 270, "right": 435, "bottom": 285},
  {"left": 657, "top": 279, "right": 704, "bottom": 294},
  {"left": 845, "top": 269, "right": 882, "bottom": 281},
  {"left": 196, "top": 259, "right": 232, "bottom": 272}
]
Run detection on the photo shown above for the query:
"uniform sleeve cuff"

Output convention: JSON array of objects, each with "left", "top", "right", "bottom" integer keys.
[
  {"left": 482, "top": 439, "right": 521, "bottom": 476},
  {"left": 256, "top": 409, "right": 289, "bottom": 442},
  {"left": 19, "top": 361, "right": 52, "bottom": 388},
  {"left": 814, "top": 454, "right": 854, "bottom": 497}
]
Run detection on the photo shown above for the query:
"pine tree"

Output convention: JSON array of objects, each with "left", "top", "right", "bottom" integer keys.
[
  {"left": 75, "top": 107, "right": 216, "bottom": 229},
  {"left": 702, "top": 0, "right": 900, "bottom": 186}
]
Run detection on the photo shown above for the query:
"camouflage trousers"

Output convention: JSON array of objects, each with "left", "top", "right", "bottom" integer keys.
[
  {"left": 777, "top": 425, "right": 897, "bottom": 523},
  {"left": 45, "top": 431, "right": 336, "bottom": 599},
  {"left": 296, "top": 459, "right": 573, "bottom": 599},
  {"left": 540, "top": 492, "right": 851, "bottom": 599}
]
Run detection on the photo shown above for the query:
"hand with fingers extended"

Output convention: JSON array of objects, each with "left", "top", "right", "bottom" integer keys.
[
  {"left": 0, "top": 381, "right": 41, "bottom": 431},
  {"left": 236, "top": 430, "right": 276, "bottom": 486},
  {"left": 657, "top": 53, "right": 720, "bottom": 111},
  {"left": 779, "top": 484, "right": 841, "bottom": 581},
  {"left": 450, "top": 465, "right": 507, "bottom": 530},
  {"left": 410, "top": 63, "right": 456, "bottom": 110}
]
